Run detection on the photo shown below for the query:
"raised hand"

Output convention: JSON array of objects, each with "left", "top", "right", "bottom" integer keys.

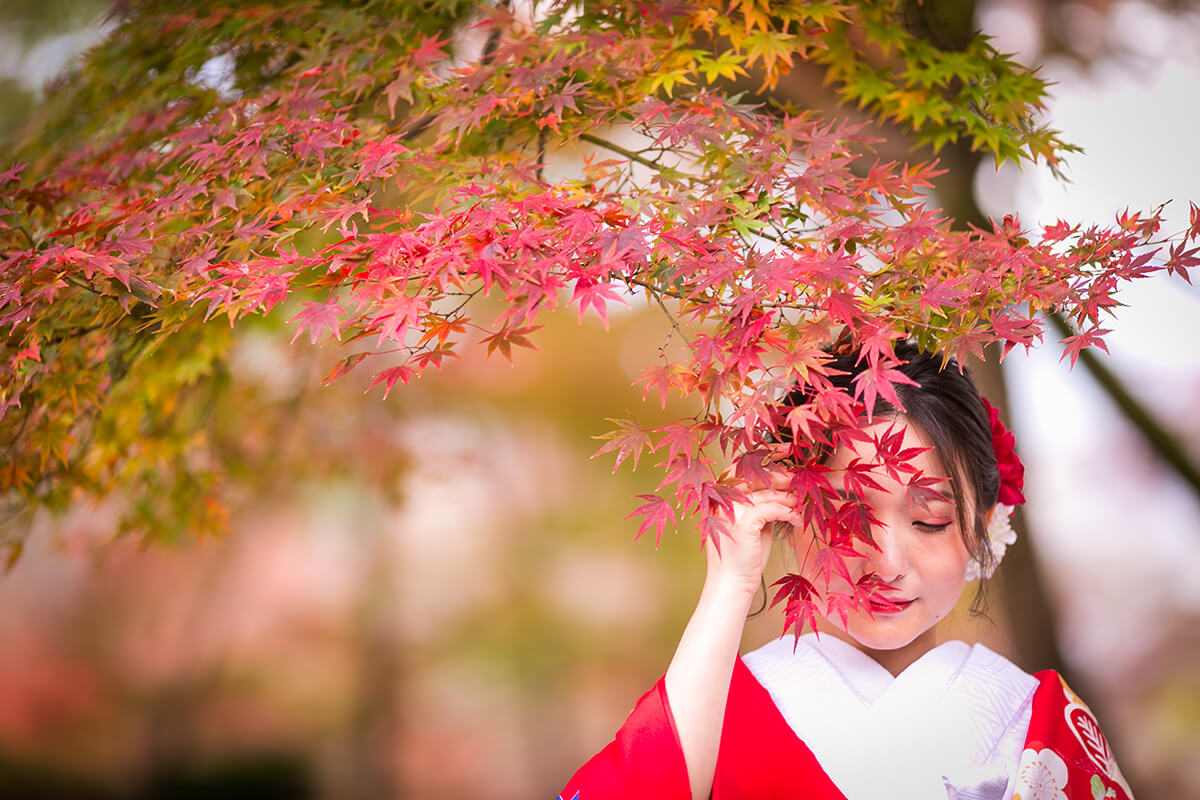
[
  {"left": 703, "top": 473, "right": 802, "bottom": 596},
  {"left": 666, "top": 470, "right": 801, "bottom": 800}
]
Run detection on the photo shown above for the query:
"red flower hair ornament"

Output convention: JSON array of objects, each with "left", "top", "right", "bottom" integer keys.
[
  {"left": 984, "top": 398, "right": 1026, "bottom": 506},
  {"left": 966, "top": 399, "right": 1027, "bottom": 581}
]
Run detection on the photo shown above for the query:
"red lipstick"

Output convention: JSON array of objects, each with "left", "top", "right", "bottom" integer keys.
[{"left": 868, "top": 597, "right": 914, "bottom": 614}]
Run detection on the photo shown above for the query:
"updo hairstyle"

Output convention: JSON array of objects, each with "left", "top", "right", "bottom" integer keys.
[{"left": 780, "top": 341, "right": 1002, "bottom": 579}]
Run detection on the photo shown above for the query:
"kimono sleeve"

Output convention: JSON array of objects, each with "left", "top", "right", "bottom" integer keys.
[
  {"left": 1012, "top": 671, "right": 1135, "bottom": 800},
  {"left": 557, "top": 677, "right": 691, "bottom": 800}
]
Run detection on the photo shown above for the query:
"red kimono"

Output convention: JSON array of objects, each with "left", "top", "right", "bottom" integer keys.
[{"left": 559, "top": 659, "right": 1132, "bottom": 800}]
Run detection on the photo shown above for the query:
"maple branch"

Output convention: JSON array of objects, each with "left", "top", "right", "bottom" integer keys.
[
  {"left": 62, "top": 274, "right": 105, "bottom": 298},
  {"left": 758, "top": 299, "right": 823, "bottom": 314},
  {"left": 447, "top": 287, "right": 482, "bottom": 317},
  {"left": 581, "top": 135, "right": 820, "bottom": 260},
  {"left": 400, "top": 113, "right": 436, "bottom": 142},
  {"left": 625, "top": 276, "right": 690, "bottom": 304},
  {"left": 1, "top": 404, "right": 33, "bottom": 457},
  {"left": 43, "top": 323, "right": 105, "bottom": 346},
  {"left": 537, "top": 126, "right": 547, "bottom": 182},
  {"left": 578, "top": 133, "right": 661, "bottom": 172}
]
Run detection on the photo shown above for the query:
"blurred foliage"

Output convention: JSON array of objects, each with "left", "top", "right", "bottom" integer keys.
[
  {"left": 0, "top": 0, "right": 110, "bottom": 143},
  {"left": 2, "top": 0, "right": 1151, "bottom": 560},
  {"left": 0, "top": 2, "right": 1197, "bottom": 799}
]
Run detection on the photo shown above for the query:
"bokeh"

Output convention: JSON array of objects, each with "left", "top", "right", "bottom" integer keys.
[{"left": 1, "top": 2, "right": 1198, "bottom": 798}]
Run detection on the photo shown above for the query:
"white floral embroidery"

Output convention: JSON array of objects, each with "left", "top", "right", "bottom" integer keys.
[{"left": 1013, "top": 748, "right": 1069, "bottom": 800}]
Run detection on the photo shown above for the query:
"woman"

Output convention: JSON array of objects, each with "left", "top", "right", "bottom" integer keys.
[{"left": 559, "top": 343, "right": 1133, "bottom": 800}]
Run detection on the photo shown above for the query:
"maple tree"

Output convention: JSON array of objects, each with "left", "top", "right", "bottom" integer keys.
[{"left": 2, "top": 0, "right": 1197, "bottom": 636}]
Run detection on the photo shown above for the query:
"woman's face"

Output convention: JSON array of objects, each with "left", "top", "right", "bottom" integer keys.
[{"left": 790, "top": 417, "right": 973, "bottom": 675}]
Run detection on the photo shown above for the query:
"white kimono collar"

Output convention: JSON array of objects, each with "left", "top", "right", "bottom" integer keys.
[{"left": 742, "top": 633, "right": 1038, "bottom": 800}]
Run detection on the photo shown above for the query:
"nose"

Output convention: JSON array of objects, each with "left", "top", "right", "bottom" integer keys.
[{"left": 864, "top": 520, "right": 905, "bottom": 583}]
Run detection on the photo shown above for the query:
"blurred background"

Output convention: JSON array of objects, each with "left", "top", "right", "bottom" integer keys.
[{"left": 1, "top": 1, "right": 1199, "bottom": 798}]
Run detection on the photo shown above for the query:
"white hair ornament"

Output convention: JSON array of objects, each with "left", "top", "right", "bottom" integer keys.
[{"left": 968, "top": 399, "right": 1026, "bottom": 582}]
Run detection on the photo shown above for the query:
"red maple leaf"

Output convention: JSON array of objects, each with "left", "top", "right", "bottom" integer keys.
[
  {"left": 0, "top": 161, "right": 26, "bottom": 184},
  {"left": 770, "top": 573, "right": 822, "bottom": 638},
  {"left": 412, "top": 345, "right": 460, "bottom": 371},
  {"left": 409, "top": 35, "right": 450, "bottom": 68},
  {"left": 366, "top": 365, "right": 415, "bottom": 398},
  {"left": 1165, "top": 241, "right": 1199, "bottom": 283},
  {"left": 625, "top": 494, "right": 677, "bottom": 545},
  {"left": 813, "top": 542, "right": 855, "bottom": 587},
  {"left": 635, "top": 362, "right": 681, "bottom": 409},
  {"left": 851, "top": 358, "right": 918, "bottom": 414},
  {"left": 824, "top": 590, "right": 860, "bottom": 630},
  {"left": 1042, "top": 219, "right": 1076, "bottom": 243},
  {"left": 733, "top": 449, "right": 776, "bottom": 488},
  {"left": 323, "top": 352, "right": 368, "bottom": 385},
  {"left": 654, "top": 421, "right": 700, "bottom": 467},
  {"left": 372, "top": 293, "right": 429, "bottom": 346},
  {"left": 1059, "top": 325, "right": 1111, "bottom": 367},
  {"left": 592, "top": 418, "right": 653, "bottom": 472},
  {"left": 481, "top": 324, "right": 541, "bottom": 362}
]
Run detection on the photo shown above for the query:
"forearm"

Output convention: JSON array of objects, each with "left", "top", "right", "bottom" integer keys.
[{"left": 663, "top": 572, "right": 757, "bottom": 800}]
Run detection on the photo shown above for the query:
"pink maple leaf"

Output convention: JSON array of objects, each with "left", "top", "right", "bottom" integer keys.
[
  {"left": 0, "top": 162, "right": 27, "bottom": 184},
  {"left": 592, "top": 418, "right": 653, "bottom": 472},
  {"left": 626, "top": 494, "right": 677, "bottom": 545},
  {"left": 851, "top": 358, "right": 918, "bottom": 414},
  {"left": 290, "top": 299, "right": 345, "bottom": 344},
  {"left": 571, "top": 278, "right": 626, "bottom": 328}
]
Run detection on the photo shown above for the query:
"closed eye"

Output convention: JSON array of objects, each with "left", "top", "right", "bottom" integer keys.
[{"left": 914, "top": 521, "right": 952, "bottom": 532}]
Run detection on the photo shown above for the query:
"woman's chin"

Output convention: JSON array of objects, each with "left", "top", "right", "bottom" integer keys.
[{"left": 834, "top": 611, "right": 936, "bottom": 657}]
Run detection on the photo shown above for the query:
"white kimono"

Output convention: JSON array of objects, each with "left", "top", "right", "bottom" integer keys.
[
  {"left": 561, "top": 633, "right": 1133, "bottom": 800},
  {"left": 743, "top": 634, "right": 1039, "bottom": 800}
]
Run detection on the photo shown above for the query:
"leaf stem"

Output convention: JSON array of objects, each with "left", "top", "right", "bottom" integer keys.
[
  {"left": 447, "top": 287, "right": 482, "bottom": 317},
  {"left": 579, "top": 132, "right": 661, "bottom": 172}
]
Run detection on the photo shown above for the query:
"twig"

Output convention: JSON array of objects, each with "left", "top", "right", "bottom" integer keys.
[
  {"left": 628, "top": 277, "right": 691, "bottom": 347},
  {"left": 579, "top": 132, "right": 662, "bottom": 172},
  {"left": 447, "top": 286, "right": 482, "bottom": 317},
  {"left": 62, "top": 275, "right": 104, "bottom": 297},
  {"left": 578, "top": 133, "right": 791, "bottom": 249}
]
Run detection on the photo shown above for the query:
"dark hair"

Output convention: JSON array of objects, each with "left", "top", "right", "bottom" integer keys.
[{"left": 780, "top": 340, "right": 1001, "bottom": 604}]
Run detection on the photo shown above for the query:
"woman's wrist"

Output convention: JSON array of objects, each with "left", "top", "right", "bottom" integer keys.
[{"left": 700, "top": 569, "right": 761, "bottom": 609}]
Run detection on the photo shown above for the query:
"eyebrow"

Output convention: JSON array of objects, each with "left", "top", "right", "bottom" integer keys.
[{"left": 906, "top": 481, "right": 955, "bottom": 509}]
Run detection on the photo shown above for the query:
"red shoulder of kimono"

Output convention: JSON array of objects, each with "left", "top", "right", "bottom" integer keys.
[
  {"left": 557, "top": 660, "right": 848, "bottom": 800},
  {"left": 711, "top": 659, "right": 847, "bottom": 800},
  {"left": 556, "top": 677, "right": 690, "bottom": 800},
  {"left": 1012, "top": 670, "right": 1135, "bottom": 800}
]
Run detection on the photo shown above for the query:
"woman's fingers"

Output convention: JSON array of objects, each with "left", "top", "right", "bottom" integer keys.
[
  {"left": 734, "top": 500, "right": 801, "bottom": 531},
  {"left": 730, "top": 467, "right": 793, "bottom": 494},
  {"left": 704, "top": 485, "right": 802, "bottom": 583},
  {"left": 731, "top": 490, "right": 800, "bottom": 528},
  {"left": 768, "top": 469, "right": 794, "bottom": 491}
]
